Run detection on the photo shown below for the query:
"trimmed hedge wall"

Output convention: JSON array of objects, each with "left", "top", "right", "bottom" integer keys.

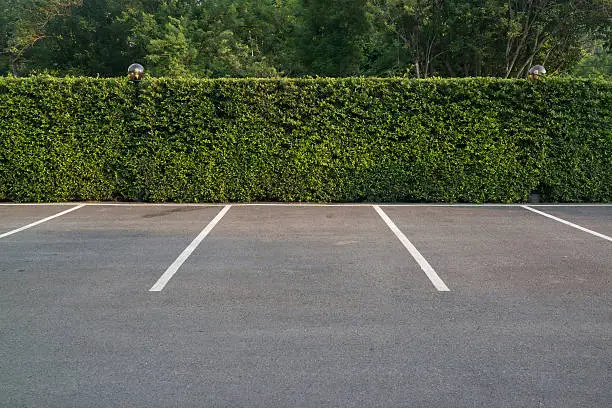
[{"left": 0, "top": 76, "right": 610, "bottom": 202}]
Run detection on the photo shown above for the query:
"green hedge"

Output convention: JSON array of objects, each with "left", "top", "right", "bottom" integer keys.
[{"left": 0, "top": 76, "right": 610, "bottom": 202}]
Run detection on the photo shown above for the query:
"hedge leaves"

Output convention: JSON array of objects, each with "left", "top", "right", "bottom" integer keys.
[{"left": 0, "top": 76, "right": 610, "bottom": 202}]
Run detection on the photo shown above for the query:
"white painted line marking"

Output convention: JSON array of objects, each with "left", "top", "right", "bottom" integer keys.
[
  {"left": 521, "top": 205, "right": 612, "bottom": 242},
  {"left": 373, "top": 205, "right": 450, "bottom": 292},
  {"left": 149, "top": 205, "right": 232, "bottom": 292},
  {"left": 0, "top": 204, "right": 86, "bottom": 239},
  {"left": 0, "top": 203, "right": 85, "bottom": 206},
  {"left": 2, "top": 203, "right": 611, "bottom": 207}
]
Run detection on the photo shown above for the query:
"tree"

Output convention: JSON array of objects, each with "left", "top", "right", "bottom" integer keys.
[
  {"left": 502, "top": 0, "right": 611, "bottom": 77},
  {"left": 118, "top": 0, "right": 285, "bottom": 77},
  {"left": 2, "top": 0, "right": 609, "bottom": 77},
  {"left": 1, "top": 0, "right": 82, "bottom": 75},
  {"left": 296, "top": 0, "right": 370, "bottom": 76},
  {"left": 572, "top": 47, "right": 611, "bottom": 78},
  {"left": 29, "top": 0, "right": 159, "bottom": 76},
  {"left": 367, "top": 0, "right": 448, "bottom": 78},
  {"left": 437, "top": 1, "right": 507, "bottom": 77},
  {"left": 366, "top": 0, "right": 611, "bottom": 78}
]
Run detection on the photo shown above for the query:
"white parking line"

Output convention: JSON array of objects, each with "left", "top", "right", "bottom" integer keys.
[
  {"left": 373, "top": 205, "right": 450, "bottom": 292},
  {"left": 1, "top": 202, "right": 612, "bottom": 207},
  {"left": 521, "top": 205, "right": 612, "bottom": 242},
  {"left": 0, "top": 204, "right": 86, "bottom": 239},
  {"left": 149, "top": 205, "right": 232, "bottom": 292}
]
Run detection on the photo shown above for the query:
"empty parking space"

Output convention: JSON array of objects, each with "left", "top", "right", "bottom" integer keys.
[
  {"left": 376, "top": 205, "right": 612, "bottom": 407},
  {"left": 163, "top": 205, "right": 436, "bottom": 297},
  {"left": 381, "top": 206, "right": 611, "bottom": 296},
  {"left": 1, "top": 204, "right": 610, "bottom": 407},
  {"left": 0, "top": 205, "right": 232, "bottom": 407},
  {"left": 1, "top": 205, "right": 225, "bottom": 294}
]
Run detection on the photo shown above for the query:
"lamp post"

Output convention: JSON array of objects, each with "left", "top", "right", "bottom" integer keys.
[
  {"left": 127, "top": 63, "right": 145, "bottom": 107},
  {"left": 127, "top": 63, "right": 145, "bottom": 200},
  {"left": 527, "top": 64, "right": 546, "bottom": 203}
]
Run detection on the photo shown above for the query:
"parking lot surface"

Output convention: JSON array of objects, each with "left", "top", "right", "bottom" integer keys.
[{"left": 1, "top": 203, "right": 610, "bottom": 407}]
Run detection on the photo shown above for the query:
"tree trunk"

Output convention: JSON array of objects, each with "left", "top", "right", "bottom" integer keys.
[
  {"left": 443, "top": 60, "right": 456, "bottom": 77},
  {"left": 10, "top": 56, "right": 19, "bottom": 77}
]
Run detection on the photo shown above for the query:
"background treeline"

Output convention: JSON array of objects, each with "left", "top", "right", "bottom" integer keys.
[{"left": 1, "top": 0, "right": 610, "bottom": 78}]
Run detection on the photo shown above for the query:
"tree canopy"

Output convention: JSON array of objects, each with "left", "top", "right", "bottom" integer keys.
[{"left": 1, "top": 0, "right": 610, "bottom": 77}]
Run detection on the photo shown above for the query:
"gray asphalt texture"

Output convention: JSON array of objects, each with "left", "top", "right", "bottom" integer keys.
[{"left": 1, "top": 204, "right": 610, "bottom": 407}]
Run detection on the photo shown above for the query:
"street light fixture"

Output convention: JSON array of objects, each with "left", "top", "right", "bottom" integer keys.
[
  {"left": 127, "top": 63, "right": 145, "bottom": 81},
  {"left": 527, "top": 65, "right": 546, "bottom": 80}
]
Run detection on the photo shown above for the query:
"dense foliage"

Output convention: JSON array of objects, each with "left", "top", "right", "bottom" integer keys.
[
  {"left": 1, "top": 0, "right": 610, "bottom": 78},
  {"left": 1, "top": 76, "right": 609, "bottom": 203}
]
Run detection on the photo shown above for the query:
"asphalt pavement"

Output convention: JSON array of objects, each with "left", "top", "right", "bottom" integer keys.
[{"left": 1, "top": 203, "right": 610, "bottom": 407}]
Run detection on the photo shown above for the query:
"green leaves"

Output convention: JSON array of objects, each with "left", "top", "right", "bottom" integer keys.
[{"left": 0, "top": 76, "right": 610, "bottom": 202}]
